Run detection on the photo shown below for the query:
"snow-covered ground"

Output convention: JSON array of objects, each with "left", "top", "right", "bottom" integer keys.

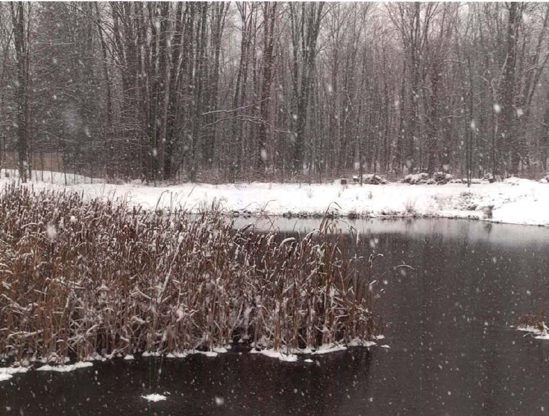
[{"left": 1, "top": 169, "right": 549, "bottom": 227}]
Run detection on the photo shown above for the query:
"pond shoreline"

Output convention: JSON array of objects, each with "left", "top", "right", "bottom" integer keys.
[
  {"left": 1, "top": 341, "right": 384, "bottom": 377},
  {"left": 2, "top": 170, "right": 549, "bottom": 228},
  {"left": 231, "top": 210, "right": 549, "bottom": 228}
]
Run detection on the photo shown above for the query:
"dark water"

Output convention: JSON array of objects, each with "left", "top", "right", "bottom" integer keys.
[{"left": 2, "top": 219, "right": 549, "bottom": 416}]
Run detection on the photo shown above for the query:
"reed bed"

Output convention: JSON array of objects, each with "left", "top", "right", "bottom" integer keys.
[
  {"left": 516, "top": 312, "right": 548, "bottom": 335},
  {"left": 0, "top": 184, "right": 381, "bottom": 365}
]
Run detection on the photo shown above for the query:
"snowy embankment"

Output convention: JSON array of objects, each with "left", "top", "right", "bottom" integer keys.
[
  {"left": 0, "top": 367, "right": 28, "bottom": 382},
  {"left": 1, "top": 170, "right": 549, "bottom": 226}
]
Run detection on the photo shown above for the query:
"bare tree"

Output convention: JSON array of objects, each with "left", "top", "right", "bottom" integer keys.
[{"left": 10, "top": 1, "right": 31, "bottom": 182}]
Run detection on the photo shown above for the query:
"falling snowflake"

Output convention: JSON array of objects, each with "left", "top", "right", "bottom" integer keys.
[{"left": 46, "top": 224, "right": 57, "bottom": 242}]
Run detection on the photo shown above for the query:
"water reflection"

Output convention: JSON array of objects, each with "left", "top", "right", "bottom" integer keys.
[{"left": 234, "top": 217, "right": 549, "bottom": 247}]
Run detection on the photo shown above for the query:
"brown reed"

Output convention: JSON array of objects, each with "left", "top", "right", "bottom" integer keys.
[{"left": 0, "top": 184, "right": 381, "bottom": 364}]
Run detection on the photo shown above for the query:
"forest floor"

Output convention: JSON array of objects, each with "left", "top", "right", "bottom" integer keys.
[{"left": 1, "top": 169, "right": 549, "bottom": 227}]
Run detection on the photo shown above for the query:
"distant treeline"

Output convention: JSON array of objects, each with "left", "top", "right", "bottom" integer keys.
[{"left": 1, "top": 2, "right": 549, "bottom": 183}]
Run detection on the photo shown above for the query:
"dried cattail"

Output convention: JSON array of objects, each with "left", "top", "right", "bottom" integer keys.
[{"left": 0, "top": 185, "right": 382, "bottom": 364}]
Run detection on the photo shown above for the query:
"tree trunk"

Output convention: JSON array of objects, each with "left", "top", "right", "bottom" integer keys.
[
  {"left": 11, "top": 2, "right": 29, "bottom": 183},
  {"left": 257, "top": 3, "right": 278, "bottom": 177}
]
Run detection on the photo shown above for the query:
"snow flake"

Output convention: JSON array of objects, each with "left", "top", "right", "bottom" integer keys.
[{"left": 46, "top": 224, "right": 57, "bottom": 242}]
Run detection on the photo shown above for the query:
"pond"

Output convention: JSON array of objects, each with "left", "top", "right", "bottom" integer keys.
[{"left": 1, "top": 219, "right": 549, "bottom": 416}]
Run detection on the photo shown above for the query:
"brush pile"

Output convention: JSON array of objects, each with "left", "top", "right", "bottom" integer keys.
[{"left": 0, "top": 184, "right": 381, "bottom": 364}]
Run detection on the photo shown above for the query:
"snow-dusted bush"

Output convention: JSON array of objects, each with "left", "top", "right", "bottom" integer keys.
[
  {"left": 402, "top": 172, "right": 453, "bottom": 185},
  {"left": 454, "top": 191, "right": 479, "bottom": 211},
  {"left": 433, "top": 172, "right": 453, "bottom": 184},
  {"left": 401, "top": 172, "right": 429, "bottom": 184},
  {"left": 0, "top": 185, "right": 382, "bottom": 364},
  {"left": 361, "top": 174, "right": 388, "bottom": 185}
]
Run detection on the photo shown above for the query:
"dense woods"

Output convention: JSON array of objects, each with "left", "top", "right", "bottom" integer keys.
[{"left": 1, "top": 2, "right": 549, "bottom": 183}]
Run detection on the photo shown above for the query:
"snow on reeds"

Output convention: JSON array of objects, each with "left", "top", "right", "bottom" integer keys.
[
  {"left": 0, "top": 184, "right": 382, "bottom": 365},
  {"left": 516, "top": 313, "right": 549, "bottom": 339}
]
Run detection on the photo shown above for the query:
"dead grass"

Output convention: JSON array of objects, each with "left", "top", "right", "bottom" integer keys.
[{"left": 0, "top": 184, "right": 382, "bottom": 364}]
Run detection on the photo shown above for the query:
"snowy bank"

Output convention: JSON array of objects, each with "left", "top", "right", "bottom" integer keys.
[
  {"left": 36, "top": 362, "right": 93, "bottom": 372},
  {"left": 249, "top": 341, "right": 381, "bottom": 363},
  {"left": 251, "top": 348, "right": 298, "bottom": 363},
  {"left": 2, "top": 171, "right": 549, "bottom": 226},
  {"left": 0, "top": 367, "right": 29, "bottom": 382}
]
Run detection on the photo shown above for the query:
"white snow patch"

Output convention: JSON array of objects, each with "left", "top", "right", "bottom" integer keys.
[
  {"left": 250, "top": 348, "right": 298, "bottom": 362},
  {"left": 142, "top": 394, "right": 167, "bottom": 402},
  {"left": 37, "top": 362, "right": 93, "bottom": 372},
  {"left": 123, "top": 354, "right": 135, "bottom": 361},
  {"left": 0, "top": 367, "right": 29, "bottom": 375},
  {"left": 517, "top": 325, "right": 540, "bottom": 333},
  {"left": 517, "top": 323, "right": 549, "bottom": 339},
  {"left": 348, "top": 338, "right": 377, "bottom": 347},
  {"left": 166, "top": 352, "right": 188, "bottom": 359},
  {"left": 166, "top": 349, "right": 227, "bottom": 358},
  {"left": 142, "top": 352, "right": 162, "bottom": 357},
  {"left": 0, "top": 374, "right": 12, "bottom": 382},
  {"left": 311, "top": 344, "right": 347, "bottom": 355}
]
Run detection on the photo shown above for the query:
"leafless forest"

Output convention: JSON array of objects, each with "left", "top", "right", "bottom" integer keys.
[{"left": 1, "top": 2, "right": 549, "bottom": 183}]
